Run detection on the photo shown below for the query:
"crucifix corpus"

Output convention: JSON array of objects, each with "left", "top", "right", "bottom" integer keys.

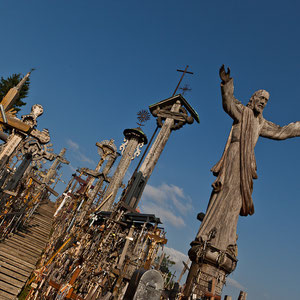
[{"left": 183, "top": 65, "right": 300, "bottom": 299}]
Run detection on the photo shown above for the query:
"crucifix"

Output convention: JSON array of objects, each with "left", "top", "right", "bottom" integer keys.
[
  {"left": 49, "top": 265, "right": 84, "bottom": 299},
  {"left": 144, "top": 229, "right": 167, "bottom": 270},
  {"left": 42, "top": 147, "right": 69, "bottom": 185}
]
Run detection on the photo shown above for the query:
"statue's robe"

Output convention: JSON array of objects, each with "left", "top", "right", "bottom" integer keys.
[{"left": 196, "top": 79, "right": 300, "bottom": 252}]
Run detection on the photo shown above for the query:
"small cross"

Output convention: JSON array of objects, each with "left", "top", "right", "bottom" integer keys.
[
  {"left": 49, "top": 266, "right": 83, "bottom": 299},
  {"left": 179, "top": 84, "right": 192, "bottom": 95},
  {"left": 172, "top": 65, "right": 194, "bottom": 96}
]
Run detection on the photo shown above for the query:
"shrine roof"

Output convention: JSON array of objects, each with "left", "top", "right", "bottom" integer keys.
[
  {"left": 94, "top": 211, "right": 162, "bottom": 225},
  {"left": 149, "top": 94, "right": 200, "bottom": 123}
]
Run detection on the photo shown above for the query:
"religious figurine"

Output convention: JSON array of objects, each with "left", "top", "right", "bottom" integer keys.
[
  {"left": 196, "top": 65, "right": 300, "bottom": 252},
  {"left": 184, "top": 65, "right": 300, "bottom": 298}
]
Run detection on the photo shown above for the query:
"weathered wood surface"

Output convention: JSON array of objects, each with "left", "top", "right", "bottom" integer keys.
[{"left": 0, "top": 201, "right": 55, "bottom": 299}]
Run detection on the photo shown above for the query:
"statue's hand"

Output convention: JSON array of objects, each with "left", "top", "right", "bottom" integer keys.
[{"left": 219, "top": 64, "right": 231, "bottom": 84}]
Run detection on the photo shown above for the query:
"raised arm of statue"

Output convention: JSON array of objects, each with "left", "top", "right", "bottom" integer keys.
[
  {"left": 260, "top": 119, "right": 300, "bottom": 140},
  {"left": 219, "top": 65, "right": 243, "bottom": 122}
]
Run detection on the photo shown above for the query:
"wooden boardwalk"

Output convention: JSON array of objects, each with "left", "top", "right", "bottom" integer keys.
[{"left": 0, "top": 201, "right": 55, "bottom": 299}]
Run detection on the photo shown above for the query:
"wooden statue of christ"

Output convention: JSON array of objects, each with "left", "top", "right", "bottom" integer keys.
[{"left": 195, "top": 65, "right": 300, "bottom": 255}]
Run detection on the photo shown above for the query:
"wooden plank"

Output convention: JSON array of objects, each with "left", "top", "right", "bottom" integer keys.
[
  {"left": 0, "top": 289, "right": 16, "bottom": 300},
  {"left": 0, "top": 245, "right": 39, "bottom": 264},
  {"left": 32, "top": 212, "right": 53, "bottom": 221},
  {"left": 0, "top": 272, "right": 24, "bottom": 288},
  {"left": 36, "top": 207, "right": 55, "bottom": 216},
  {"left": 0, "top": 251, "right": 35, "bottom": 269},
  {"left": 11, "top": 236, "right": 46, "bottom": 250},
  {"left": 5, "top": 239, "right": 42, "bottom": 255},
  {"left": 1, "top": 242, "right": 41, "bottom": 258},
  {"left": 0, "top": 114, "right": 31, "bottom": 132},
  {"left": 0, "top": 265, "right": 28, "bottom": 282},
  {"left": 28, "top": 220, "right": 52, "bottom": 230},
  {"left": 30, "top": 215, "right": 52, "bottom": 226},
  {"left": 0, "top": 256, "right": 32, "bottom": 273},
  {"left": 19, "top": 229, "right": 49, "bottom": 241},
  {"left": 0, "top": 261, "right": 29, "bottom": 277},
  {"left": 14, "top": 232, "right": 47, "bottom": 246},
  {"left": 7, "top": 239, "right": 43, "bottom": 255},
  {"left": 0, "top": 278, "right": 20, "bottom": 295},
  {"left": 25, "top": 226, "right": 50, "bottom": 237}
]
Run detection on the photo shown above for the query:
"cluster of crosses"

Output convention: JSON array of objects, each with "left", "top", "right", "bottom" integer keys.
[
  {"left": 20, "top": 69, "right": 201, "bottom": 300},
  {"left": 0, "top": 72, "right": 70, "bottom": 244},
  {"left": 3, "top": 65, "right": 295, "bottom": 300}
]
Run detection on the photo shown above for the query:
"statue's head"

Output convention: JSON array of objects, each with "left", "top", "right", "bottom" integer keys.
[
  {"left": 247, "top": 89, "right": 270, "bottom": 115},
  {"left": 31, "top": 104, "right": 44, "bottom": 118}
]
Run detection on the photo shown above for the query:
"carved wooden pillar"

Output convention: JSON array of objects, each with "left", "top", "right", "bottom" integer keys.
[
  {"left": 89, "top": 152, "right": 119, "bottom": 204},
  {"left": 43, "top": 148, "right": 69, "bottom": 185},
  {"left": 124, "top": 94, "right": 199, "bottom": 209},
  {"left": 101, "top": 128, "right": 147, "bottom": 211},
  {"left": 183, "top": 224, "right": 237, "bottom": 299}
]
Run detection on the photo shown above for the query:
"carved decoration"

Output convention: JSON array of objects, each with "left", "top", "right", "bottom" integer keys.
[
  {"left": 120, "top": 138, "right": 128, "bottom": 155},
  {"left": 152, "top": 104, "right": 194, "bottom": 130},
  {"left": 132, "top": 142, "right": 144, "bottom": 160}
]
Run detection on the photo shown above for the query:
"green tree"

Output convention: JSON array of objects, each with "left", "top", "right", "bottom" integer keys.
[{"left": 0, "top": 73, "right": 30, "bottom": 114}]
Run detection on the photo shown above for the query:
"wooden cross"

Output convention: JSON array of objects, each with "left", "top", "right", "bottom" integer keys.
[
  {"left": 0, "top": 73, "right": 50, "bottom": 171},
  {"left": 177, "top": 259, "right": 190, "bottom": 283},
  {"left": 204, "top": 278, "right": 221, "bottom": 300},
  {"left": 144, "top": 229, "right": 167, "bottom": 269},
  {"left": 49, "top": 266, "right": 84, "bottom": 299}
]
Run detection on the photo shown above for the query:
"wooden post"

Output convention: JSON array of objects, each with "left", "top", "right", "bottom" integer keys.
[
  {"left": 177, "top": 259, "right": 190, "bottom": 284},
  {"left": 101, "top": 128, "right": 147, "bottom": 211},
  {"left": 118, "top": 225, "right": 134, "bottom": 268},
  {"left": 125, "top": 94, "right": 199, "bottom": 209}
]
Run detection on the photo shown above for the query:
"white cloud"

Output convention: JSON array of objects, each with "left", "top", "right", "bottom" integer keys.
[
  {"left": 68, "top": 163, "right": 77, "bottom": 173},
  {"left": 66, "top": 139, "right": 95, "bottom": 166},
  {"left": 226, "top": 277, "right": 246, "bottom": 291},
  {"left": 141, "top": 183, "right": 193, "bottom": 228},
  {"left": 66, "top": 139, "right": 79, "bottom": 151},
  {"left": 141, "top": 202, "right": 185, "bottom": 227},
  {"left": 163, "top": 246, "right": 189, "bottom": 267},
  {"left": 143, "top": 183, "right": 193, "bottom": 215}
]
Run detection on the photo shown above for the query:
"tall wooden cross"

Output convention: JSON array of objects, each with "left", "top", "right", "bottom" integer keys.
[
  {"left": 0, "top": 72, "right": 50, "bottom": 171},
  {"left": 42, "top": 148, "right": 69, "bottom": 185}
]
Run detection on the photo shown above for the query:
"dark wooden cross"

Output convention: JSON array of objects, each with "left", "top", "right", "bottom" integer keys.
[
  {"left": 204, "top": 278, "right": 221, "bottom": 300},
  {"left": 49, "top": 266, "right": 83, "bottom": 299},
  {"left": 172, "top": 65, "right": 194, "bottom": 96}
]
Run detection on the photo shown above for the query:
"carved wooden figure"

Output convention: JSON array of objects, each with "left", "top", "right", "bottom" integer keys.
[{"left": 184, "top": 66, "right": 300, "bottom": 299}]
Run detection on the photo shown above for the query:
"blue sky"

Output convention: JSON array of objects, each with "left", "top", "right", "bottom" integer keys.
[{"left": 1, "top": 1, "right": 300, "bottom": 299}]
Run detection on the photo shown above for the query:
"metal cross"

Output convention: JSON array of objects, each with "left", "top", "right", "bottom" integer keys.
[{"left": 172, "top": 65, "right": 194, "bottom": 96}]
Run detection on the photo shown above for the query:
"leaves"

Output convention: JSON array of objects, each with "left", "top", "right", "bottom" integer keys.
[{"left": 0, "top": 73, "right": 30, "bottom": 114}]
